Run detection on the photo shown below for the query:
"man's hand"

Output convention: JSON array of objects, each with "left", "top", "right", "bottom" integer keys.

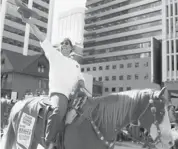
[
  {"left": 21, "top": 16, "right": 35, "bottom": 25},
  {"left": 20, "top": 16, "right": 46, "bottom": 42},
  {"left": 15, "top": 0, "right": 40, "bottom": 19},
  {"left": 78, "top": 80, "right": 85, "bottom": 88}
]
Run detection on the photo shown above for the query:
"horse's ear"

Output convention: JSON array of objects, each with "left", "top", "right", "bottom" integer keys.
[{"left": 157, "top": 87, "right": 166, "bottom": 98}]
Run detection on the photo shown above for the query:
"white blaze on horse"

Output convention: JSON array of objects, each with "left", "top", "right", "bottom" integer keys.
[{"left": 1, "top": 87, "right": 174, "bottom": 149}]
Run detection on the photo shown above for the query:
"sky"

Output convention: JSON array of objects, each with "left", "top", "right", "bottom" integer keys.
[{"left": 51, "top": 0, "right": 86, "bottom": 44}]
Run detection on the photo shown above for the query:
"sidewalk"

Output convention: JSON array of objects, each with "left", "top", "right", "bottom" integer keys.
[{"left": 115, "top": 141, "right": 145, "bottom": 149}]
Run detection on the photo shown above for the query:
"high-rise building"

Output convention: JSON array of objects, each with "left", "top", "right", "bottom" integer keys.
[
  {"left": 82, "top": 0, "right": 162, "bottom": 95},
  {"left": 162, "top": 0, "right": 178, "bottom": 100},
  {"left": 0, "top": 0, "right": 54, "bottom": 55},
  {"left": 53, "top": 7, "right": 85, "bottom": 46}
]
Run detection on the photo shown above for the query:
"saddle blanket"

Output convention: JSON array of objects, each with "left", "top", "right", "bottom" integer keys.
[
  {"left": 16, "top": 97, "right": 43, "bottom": 149},
  {"left": 15, "top": 95, "right": 84, "bottom": 149}
]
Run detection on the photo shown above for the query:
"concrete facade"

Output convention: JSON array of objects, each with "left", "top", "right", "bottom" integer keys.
[
  {"left": 53, "top": 7, "right": 85, "bottom": 46},
  {"left": 82, "top": 0, "right": 162, "bottom": 95},
  {"left": 162, "top": 0, "right": 178, "bottom": 95},
  {"left": 0, "top": 0, "right": 54, "bottom": 55}
]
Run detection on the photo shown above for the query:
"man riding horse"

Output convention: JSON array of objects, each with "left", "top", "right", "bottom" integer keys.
[{"left": 19, "top": 12, "right": 87, "bottom": 149}]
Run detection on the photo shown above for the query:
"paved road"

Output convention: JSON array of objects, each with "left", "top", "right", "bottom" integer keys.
[
  {"left": 0, "top": 140, "right": 146, "bottom": 149},
  {"left": 36, "top": 142, "right": 145, "bottom": 149},
  {"left": 114, "top": 142, "right": 145, "bottom": 149}
]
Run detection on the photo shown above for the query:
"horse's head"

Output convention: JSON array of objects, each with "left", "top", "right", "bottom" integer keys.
[{"left": 138, "top": 87, "right": 174, "bottom": 149}]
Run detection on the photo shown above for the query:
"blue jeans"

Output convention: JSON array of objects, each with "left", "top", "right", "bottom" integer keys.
[{"left": 45, "top": 93, "right": 68, "bottom": 145}]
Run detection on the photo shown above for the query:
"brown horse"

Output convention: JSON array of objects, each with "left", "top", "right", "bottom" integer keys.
[{"left": 1, "top": 88, "right": 174, "bottom": 149}]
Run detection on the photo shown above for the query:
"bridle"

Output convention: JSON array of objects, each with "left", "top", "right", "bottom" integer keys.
[{"left": 134, "top": 93, "right": 164, "bottom": 147}]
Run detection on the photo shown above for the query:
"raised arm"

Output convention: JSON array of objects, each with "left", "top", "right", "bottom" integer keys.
[
  {"left": 22, "top": 17, "right": 45, "bottom": 42},
  {"left": 22, "top": 17, "right": 60, "bottom": 59}
]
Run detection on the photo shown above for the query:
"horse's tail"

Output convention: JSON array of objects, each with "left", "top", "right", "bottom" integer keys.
[{"left": 1, "top": 113, "right": 15, "bottom": 149}]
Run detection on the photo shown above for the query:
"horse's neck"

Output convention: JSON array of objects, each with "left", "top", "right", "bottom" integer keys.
[
  {"left": 95, "top": 98, "right": 144, "bottom": 141},
  {"left": 95, "top": 110, "right": 133, "bottom": 142}
]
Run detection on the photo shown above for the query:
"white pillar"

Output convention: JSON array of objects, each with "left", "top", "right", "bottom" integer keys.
[
  {"left": 162, "top": 0, "right": 167, "bottom": 82},
  {"left": 0, "top": 0, "right": 7, "bottom": 51},
  {"left": 23, "top": 0, "right": 34, "bottom": 56},
  {"left": 46, "top": 0, "right": 55, "bottom": 42}
]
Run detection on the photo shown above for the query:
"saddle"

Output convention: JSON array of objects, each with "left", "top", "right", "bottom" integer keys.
[{"left": 37, "top": 95, "right": 88, "bottom": 148}]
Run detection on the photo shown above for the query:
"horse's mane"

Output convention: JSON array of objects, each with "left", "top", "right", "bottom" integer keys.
[{"left": 92, "top": 89, "right": 154, "bottom": 131}]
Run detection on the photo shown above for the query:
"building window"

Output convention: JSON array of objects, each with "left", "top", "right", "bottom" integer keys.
[
  {"left": 81, "top": 68, "right": 84, "bottom": 72},
  {"left": 127, "top": 87, "right": 131, "bottom": 91},
  {"left": 119, "top": 75, "right": 124, "bottom": 80},
  {"left": 33, "top": 2, "right": 49, "bottom": 13},
  {"left": 135, "top": 62, "right": 139, "bottom": 68},
  {"left": 119, "top": 87, "right": 123, "bottom": 92},
  {"left": 144, "top": 62, "right": 149, "bottom": 67},
  {"left": 38, "top": 63, "right": 45, "bottom": 73},
  {"left": 112, "top": 87, "right": 116, "bottom": 92},
  {"left": 5, "top": 14, "right": 25, "bottom": 25},
  {"left": 99, "top": 66, "right": 103, "bottom": 70},
  {"left": 99, "top": 77, "right": 102, "bottom": 81},
  {"left": 105, "top": 88, "right": 109, "bottom": 92},
  {"left": 144, "top": 74, "right": 149, "bottom": 80},
  {"left": 87, "top": 67, "right": 90, "bottom": 71},
  {"left": 105, "top": 65, "right": 109, "bottom": 70},
  {"left": 41, "top": 0, "right": 49, "bottom": 4},
  {"left": 38, "top": 80, "right": 42, "bottom": 88},
  {"left": 112, "top": 76, "right": 116, "bottom": 80},
  {"left": 167, "top": 41, "right": 169, "bottom": 53},
  {"left": 38, "top": 79, "right": 48, "bottom": 89},
  {"left": 105, "top": 76, "right": 109, "bottom": 81},
  {"left": 112, "top": 65, "right": 117, "bottom": 69},
  {"left": 127, "top": 63, "right": 132, "bottom": 68},
  {"left": 1, "top": 58, "right": 5, "bottom": 69},
  {"left": 1, "top": 73, "right": 8, "bottom": 88},
  {"left": 3, "top": 37, "right": 24, "bottom": 47},
  {"left": 127, "top": 75, "right": 131, "bottom": 80},
  {"left": 135, "top": 74, "right": 139, "bottom": 80},
  {"left": 42, "top": 80, "right": 48, "bottom": 89},
  {"left": 28, "top": 44, "right": 41, "bottom": 52},
  {"left": 93, "top": 67, "right": 96, "bottom": 71},
  {"left": 120, "top": 64, "right": 124, "bottom": 68},
  {"left": 93, "top": 77, "right": 96, "bottom": 81}
]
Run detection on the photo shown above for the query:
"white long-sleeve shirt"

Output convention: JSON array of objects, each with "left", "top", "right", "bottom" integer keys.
[{"left": 40, "top": 39, "right": 85, "bottom": 99}]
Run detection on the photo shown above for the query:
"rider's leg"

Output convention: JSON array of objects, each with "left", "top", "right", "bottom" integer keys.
[{"left": 45, "top": 93, "right": 68, "bottom": 148}]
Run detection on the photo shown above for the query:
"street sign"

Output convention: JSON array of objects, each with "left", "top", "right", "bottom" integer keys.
[
  {"left": 151, "top": 37, "right": 162, "bottom": 85},
  {"left": 11, "top": 91, "right": 18, "bottom": 100}
]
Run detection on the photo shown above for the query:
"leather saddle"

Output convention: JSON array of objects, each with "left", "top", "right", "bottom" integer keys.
[{"left": 36, "top": 95, "right": 88, "bottom": 148}]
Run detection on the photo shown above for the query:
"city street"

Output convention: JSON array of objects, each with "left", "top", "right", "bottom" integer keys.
[
  {"left": 114, "top": 142, "right": 146, "bottom": 149},
  {"left": 35, "top": 142, "right": 145, "bottom": 149}
]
